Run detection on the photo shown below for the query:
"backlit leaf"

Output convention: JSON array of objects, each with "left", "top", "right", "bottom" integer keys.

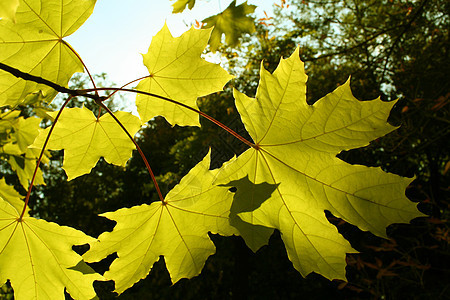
[
  {"left": 216, "top": 47, "right": 425, "bottom": 280},
  {"left": 0, "top": 113, "right": 47, "bottom": 188},
  {"left": 83, "top": 151, "right": 237, "bottom": 293},
  {"left": 8, "top": 148, "right": 46, "bottom": 188},
  {"left": 0, "top": 197, "right": 103, "bottom": 300},
  {"left": 0, "top": 0, "right": 96, "bottom": 107},
  {"left": 12, "top": 116, "right": 40, "bottom": 152},
  {"left": 136, "top": 24, "right": 233, "bottom": 126},
  {"left": 202, "top": 0, "right": 256, "bottom": 51},
  {"left": 0, "top": 178, "right": 28, "bottom": 215},
  {"left": 31, "top": 106, "right": 141, "bottom": 180}
]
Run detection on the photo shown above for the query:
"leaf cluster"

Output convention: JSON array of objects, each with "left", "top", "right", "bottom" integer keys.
[{"left": 0, "top": 1, "right": 429, "bottom": 299}]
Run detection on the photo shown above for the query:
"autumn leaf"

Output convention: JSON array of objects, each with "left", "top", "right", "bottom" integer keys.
[
  {"left": 0, "top": 0, "right": 96, "bottom": 107},
  {"left": 0, "top": 0, "right": 19, "bottom": 22},
  {"left": 135, "top": 23, "right": 233, "bottom": 126},
  {"left": 202, "top": 0, "right": 256, "bottom": 51},
  {"left": 171, "top": 0, "right": 195, "bottom": 13},
  {"left": 0, "top": 197, "right": 103, "bottom": 300},
  {"left": 31, "top": 106, "right": 141, "bottom": 180},
  {"left": 215, "top": 47, "right": 425, "bottom": 281},
  {"left": 83, "top": 150, "right": 238, "bottom": 293}
]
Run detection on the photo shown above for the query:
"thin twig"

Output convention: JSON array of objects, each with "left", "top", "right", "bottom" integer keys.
[
  {"left": 96, "top": 101, "right": 166, "bottom": 203},
  {"left": 83, "top": 87, "right": 256, "bottom": 149}
]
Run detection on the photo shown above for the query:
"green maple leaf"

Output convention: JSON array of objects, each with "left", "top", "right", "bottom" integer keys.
[
  {"left": 31, "top": 106, "right": 141, "bottom": 180},
  {"left": 0, "top": 197, "right": 103, "bottom": 299},
  {"left": 12, "top": 115, "right": 41, "bottom": 152},
  {"left": 135, "top": 23, "right": 233, "bottom": 126},
  {"left": 83, "top": 151, "right": 238, "bottom": 294},
  {"left": 0, "top": 178, "right": 29, "bottom": 215},
  {"left": 202, "top": 0, "right": 256, "bottom": 51},
  {"left": 7, "top": 148, "right": 46, "bottom": 188},
  {"left": 216, "top": 48, "right": 425, "bottom": 280},
  {"left": 0, "top": 113, "right": 47, "bottom": 188},
  {"left": 0, "top": 110, "right": 20, "bottom": 131},
  {"left": 0, "top": 0, "right": 96, "bottom": 107},
  {"left": 0, "top": 0, "right": 19, "bottom": 22},
  {"left": 171, "top": 0, "right": 195, "bottom": 13}
]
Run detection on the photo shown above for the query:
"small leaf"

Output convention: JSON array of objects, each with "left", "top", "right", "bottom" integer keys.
[
  {"left": 12, "top": 116, "right": 41, "bottom": 152},
  {"left": 7, "top": 148, "right": 46, "bottom": 188},
  {"left": 83, "top": 150, "right": 237, "bottom": 294},
  {"left": 202, "top": 0, "right": 256, "bottom": 51},
  {"left": 136, "top": 23, "right": 233, "bottom": 126},
  {"left": 31, "top": 107, "right": 141, "bottom": 180},
  {"left": 0, "top": 113, "right": 47, "bottom": 188},
  {"left": 171, "top": 0, "right": 195, "bottom": 13}
]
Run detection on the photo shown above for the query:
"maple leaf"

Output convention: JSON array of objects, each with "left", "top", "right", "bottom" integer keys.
[
  {"left": 202, "top": 0, "right": 256, "bottom": 51},
  {"left": 11, "top": 115, "right": 40, "bottom": 152},
  {"left": 7, "top": 148, "right": 46, "bottom": 188},
  {"left": 0, "top": 178, "right": 29, "bottom": 215},
  {"left": 0, "top": 113, "right": 47, "bottom": 188},
  {"left": 215, "top": 47, "right": 425, "bottom": 281},
  {"left": 83, "top": 150, "right": 238, "bottom": 294},
  {"left": 0, "top": 197, "right": 103, "bottom": 299},
  {"left": 0, "top": 0, "right": 19, "bottom": 22},
  {"left": 31, "top": 106, "right": 141, "bottom": 180},
  {"left": 135, "top": 23, "right": 233, "bottom": 126},
  {"left": 171, "top": 0, "right": 195, "bottom": 13},
  {"left": 0, "top": 0, "right": 96, "bottom": 107}
]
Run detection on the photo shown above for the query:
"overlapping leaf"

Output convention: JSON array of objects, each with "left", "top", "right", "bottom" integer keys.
[
  {"left": 0, "top": 112, "right": 47, "bottom": 188},
  {"left": 135, "top": 24, "right": 233, "bottom": 126},
  {"left": 0, "top": 195, "right": 103, "bottom": 299},
  {"left": 0, "top": 0, "right": 96, "bottom": 107},
  {"left": 31, "top": 106, "right": 141, "bottom": 180},
  {"left": 215, "top": 48, "right": 425, "bottom": 280},
  {"left": 83, "top": 151, "right": 238, "bottom": 294},
  {"left": 202, "top": 0, "right": 256, "bottom": 51}
]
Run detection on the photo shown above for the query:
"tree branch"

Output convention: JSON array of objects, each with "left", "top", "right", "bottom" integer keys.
[{"left": 0, "top": 62, "right": 97, "bottom": 100}]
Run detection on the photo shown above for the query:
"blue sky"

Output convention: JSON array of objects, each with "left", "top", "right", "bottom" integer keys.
[{"left": 66, "top": 0, "right": 274, "bottom": 88}]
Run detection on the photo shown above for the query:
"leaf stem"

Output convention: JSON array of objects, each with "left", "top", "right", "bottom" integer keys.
[
  {"left": 61, "top": 40, "right": 99, "bottom": 97},
  {"left": 105, "top": 75, "right": 150, "bottom": 100},
  {"left": 96, "top": 101, "right": 165, "bottom": 203},
  {"left": 84, "top": 87, "right": 256, "bottom": 149},
  {"left": 19, "top": 96, "right": 73, "bottom": 220}
]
